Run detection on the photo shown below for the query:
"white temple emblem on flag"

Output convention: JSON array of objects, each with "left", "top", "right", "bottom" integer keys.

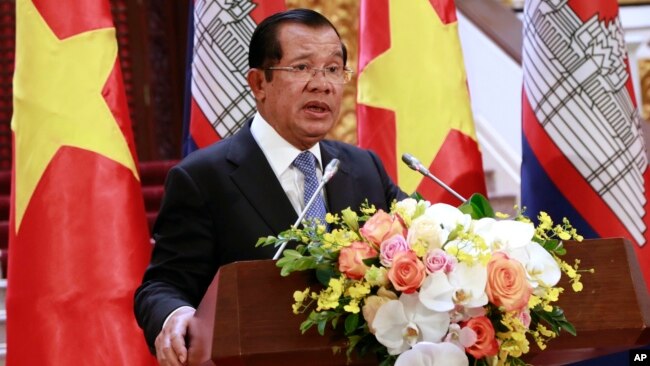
[
  {"left": 523, "top": 0, "right": 647, "bottom": 245},
  {"left": 192, "top": 0, "right": 258, "bottom": 138}
]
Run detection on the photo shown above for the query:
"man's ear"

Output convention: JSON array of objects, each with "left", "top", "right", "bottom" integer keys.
[{"left": 247, "top": 69, "right": 266, "bottom": 102}]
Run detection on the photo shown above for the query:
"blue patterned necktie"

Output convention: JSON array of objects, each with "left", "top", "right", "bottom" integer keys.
[{"left": 292, "top": 151, "right": 327, "bottom": 225}]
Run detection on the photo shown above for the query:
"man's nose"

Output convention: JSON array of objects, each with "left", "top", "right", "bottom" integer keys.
[{"left": 307, "top": 69, "right": 332, "bottom": 91}]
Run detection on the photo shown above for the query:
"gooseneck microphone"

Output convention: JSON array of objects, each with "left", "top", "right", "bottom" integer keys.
[
  {"left": 273, "top": 158, "right": 340, "bottom": 260},
  {"left": 401, "top": 153, "right": 467, "bottom": 203}
]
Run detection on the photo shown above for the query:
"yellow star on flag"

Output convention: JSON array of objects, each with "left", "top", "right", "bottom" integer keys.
[
  {"left": 357, "top": 0, "right": 477, "bottom": 193},
  {"left": 12, "top": 0, "right": 139, "bottom": 231}
]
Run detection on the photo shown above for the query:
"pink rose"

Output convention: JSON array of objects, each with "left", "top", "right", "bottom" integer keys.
[
  {"left": 338, "top": 241, "right": 378, "bottom": 280},
  {"left": 424, "top": 248, "right": 457, "bottom": 274},
  {"left": 486, "top": 252, "right": 532, "bottom": 312},
  {"left": 360, "top": 210, "right": 405, "bottom": 247},
  {"left": 460, "top": 316, "right": 499, "bottom": 359},
  {"left": 387, "top": 251, "right": 426, "bottom": 294},
  {"left": 379, "top": 235, "right": 409, "bottom": 267}
]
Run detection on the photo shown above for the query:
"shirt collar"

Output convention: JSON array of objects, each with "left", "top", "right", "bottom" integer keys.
[{"left": 250, "top": 112, "right": 322, "bottom": 176}]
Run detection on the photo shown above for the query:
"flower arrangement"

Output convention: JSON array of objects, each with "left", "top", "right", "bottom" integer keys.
[{"left": 257, "top": 194, "right": 588, "bottom": 366}]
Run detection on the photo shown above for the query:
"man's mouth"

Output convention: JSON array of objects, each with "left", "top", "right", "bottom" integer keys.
[{"left": 304, "top": 101, "right": 330, "bottom": 113}]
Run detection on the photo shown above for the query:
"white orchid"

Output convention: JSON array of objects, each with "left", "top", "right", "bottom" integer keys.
[
  {"left": 424, "top": 203, "right": 472, "bottom": 234},
  {"left": 419, "top": 262, "right": 488, "bottom": 312},
  {"left": 394, "top": 341, "right": 469, "bottom": 366},
  {"left": 473, "top": 218, "right": 535, "bottom": 251},
  {"left": 508, "top": 241, "right": 562, "bottom": 288},
  {"left": 372, "top": 293, "right": 450, "bottom": 355}
]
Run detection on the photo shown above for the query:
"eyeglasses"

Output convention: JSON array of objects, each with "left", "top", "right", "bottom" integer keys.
[{"left": 264, "top": 64, "right": 354, "bottom": 84}]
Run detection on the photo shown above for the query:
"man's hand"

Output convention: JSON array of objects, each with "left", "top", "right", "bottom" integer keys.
[{"left": 155, "top": 307, "right": 196, "bottom": 366}]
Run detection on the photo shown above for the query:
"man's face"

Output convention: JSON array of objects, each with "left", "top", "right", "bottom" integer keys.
[{"left": 249, "top": 23, "right": 344, "bottom": 150}]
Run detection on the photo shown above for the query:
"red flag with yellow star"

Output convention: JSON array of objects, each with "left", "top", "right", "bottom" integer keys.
[
  {"left": 8, "top": 0, "right": 156, "bottom": 364},
  {"left": 357, "top": 0, "right": 486, "bottom": 204}
]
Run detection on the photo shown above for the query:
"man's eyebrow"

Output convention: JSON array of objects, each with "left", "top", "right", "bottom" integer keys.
[{"left": 285, "top": 48, "right": 344, "bottom": 63}]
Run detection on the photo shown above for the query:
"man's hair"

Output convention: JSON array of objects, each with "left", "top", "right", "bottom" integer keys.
[{"left": 248, "top": 8, "right": 348, "bottom": 72}]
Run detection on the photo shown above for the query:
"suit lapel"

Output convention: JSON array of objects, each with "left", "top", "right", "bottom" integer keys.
[
  {"left": 321, "top": 141, "right": 357, "bottom": 215},
  {"left": 227, "top": 124, "right": 297, "bottom": 235}
]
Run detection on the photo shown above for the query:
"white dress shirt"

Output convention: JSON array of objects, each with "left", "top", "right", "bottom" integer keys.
[{"left": 250, "top": 112, "right": 326, "bottom": 215}]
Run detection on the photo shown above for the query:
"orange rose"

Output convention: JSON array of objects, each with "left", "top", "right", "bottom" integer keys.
[
  {"left": 387, "top": 251, "right": 426, "bottom": 293},
  {"left": 360, "top": 210, "right": 405, "bottom": 247},
  {"left": 338, "top": 241, "right": 378, "bottom": 280},
  {"left": 486, "top": 252, "right": 532, "bottom": 312},
  {"left": 461, "top": 316, "right": 499, "bottom": 359}
]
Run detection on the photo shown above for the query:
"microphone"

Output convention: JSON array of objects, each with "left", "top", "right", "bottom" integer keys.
[
  {"left": 401, "top": 153, "right": 467, "bottom": 203},
  {"left": 273, "top": 158, "right": 341, "bottom": 260}
]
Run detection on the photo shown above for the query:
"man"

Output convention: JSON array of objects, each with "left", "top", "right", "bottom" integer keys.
[{"left": 134, "top": 9, "right": 406, "bottom": 366}]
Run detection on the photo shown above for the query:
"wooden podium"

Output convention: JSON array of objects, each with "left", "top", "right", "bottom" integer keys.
[{"left": 187, "top": 238, "right": 650, "bottom": 365}]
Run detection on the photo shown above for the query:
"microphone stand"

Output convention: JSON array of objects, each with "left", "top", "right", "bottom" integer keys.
[
  {"left": 401, "top": 153, "right": 467, "bottom": 203},
  {"left": 273, "top": 158, "right": 340, "bottom": 260}
]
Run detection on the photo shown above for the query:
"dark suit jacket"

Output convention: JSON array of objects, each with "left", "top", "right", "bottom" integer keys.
[{"left": 134, "top": 122, "right": 406, "bottom": 350}]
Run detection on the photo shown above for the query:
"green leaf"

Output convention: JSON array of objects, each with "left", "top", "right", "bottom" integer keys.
[
  {"left": 559, "top": 321, "right": 577, "bottom": 336},
  {"left": 409, "top": 191, "right": 424, "bottom": 201},
  {"left": 282, "top": 249, "right": 303, "bottom": 259},
  {"left": 293, "top": 256, "right": 318, "bottom": 271},
  {"left": 362, "top": 257, "right": 379, "bottom": 266},
  {"left": 542, "top": 239, "right": 567, "bottom": 255},
  {"left": 344, "top": 313, "right": 359, "bottom": 335},
  {"left": 299, "top": 321, "right": 312, "bottom": 334},
  {"left": 331, "top": 314, "right": 340, "bottom": 329},
  {"left": 458, "top": 193, "right": 495, "bottom": 219},
  {"left": 255, "top": 236, "right": 277, "bottom": 247},
  {"left": 317, "top": 318, "right": 327, "bottom": 336},
  {"left": 315, "top": 265, "right": 336, "bottom": 286},
  {"left": 532, "top": 305, "right": 577, "bottom": 337}
]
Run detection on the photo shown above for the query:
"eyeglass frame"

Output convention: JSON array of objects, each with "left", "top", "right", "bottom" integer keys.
[{"left": 263, "top": 64, "right": 354, "bottom": 84}]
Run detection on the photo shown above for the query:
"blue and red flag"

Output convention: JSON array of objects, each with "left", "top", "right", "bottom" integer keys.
[
  {"left": 521, "top": 0, "right": 650, "bottom": 294},
  {"left": 183, "top": 0, "right": 285, "bottom": 155}
]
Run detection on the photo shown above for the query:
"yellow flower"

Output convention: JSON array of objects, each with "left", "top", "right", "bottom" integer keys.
[
  {"left": 572, "top": 278, "right": 584, "bottom": 292},
  {"left": 341, "top": 208, "right": 359, "bottom": 231},
  {"left": 495, "top": 211, "right": 510, "bottom": 219},
  {"left": 497, "top": 312, "right": 530, "bottom": 358},
  {"left": 325, "top": 212, "right": 339, "bottom": 224},
  {"left": 545, "top": 287, "right": 560, "bottom": 302},
  {"left": 316, "top": 277, "right": 344, "bottom": 311},
  {"left": 537, "top": 324, "right": 555, "bottom": 337},
  {"left": 293, "top": 287, "right": 310, "bottom": 302},
  {"left": 411, "top": 242, "right": 428, "bottom": 257},
  {"left": 347, "top": 282, "right": 371, "bottom": 299},
  {"left": 292, "top": 287, "right": 311, "bottom": 314},
  {"left": 538, "top": 212, "right": 553, "bottom": 230},
  {"left": 364, "top": 266, "right": 389, "bottom": 287},
  {"left": 528, "top": 295, "right": 541, "bottom": 308},
  {"left": 322, "top": 229, "right": 359, "bottom": 250},
  {"left": 343, "top": 299, "right": 360, "bottom": 314},
  {"left": 557, "top": 230, "right": 571, "bottom": 240},
  {"left": 360, "top": 204, "right": 377, "bottom": 216},
  {"left": 316, "top": 224, "right": 326, "bottom": 235}
]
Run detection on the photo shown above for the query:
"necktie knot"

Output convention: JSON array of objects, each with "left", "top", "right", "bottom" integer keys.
[
  {"left": 292, "top": 151, "right": 318, "bottom": 177},
  {"left": 292, "top": 151, "right": 327, "bottom": 225}
]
